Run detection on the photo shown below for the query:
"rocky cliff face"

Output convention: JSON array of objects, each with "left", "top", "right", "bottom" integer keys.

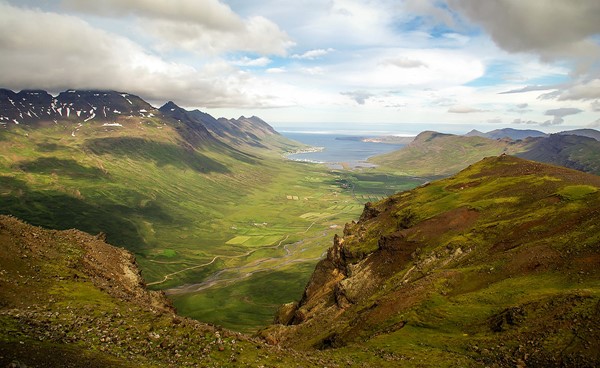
[{"left": 264, "top": 155, "right": 600, "bottom": 367}]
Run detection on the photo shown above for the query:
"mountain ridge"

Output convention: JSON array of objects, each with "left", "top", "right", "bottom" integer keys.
[
  {"left": 371, "top": 129, "right": 600, "bottom": 176},
  {"left": 465, "top": 128, "right": 547, "bottom": 140},
  {"left": 263, "top": 155, "right": 600, "bottom": 366}
]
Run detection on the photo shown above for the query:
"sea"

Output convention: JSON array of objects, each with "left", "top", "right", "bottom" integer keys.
[{"left": 281, "top": 131, "right": 406, "bottom": 169}]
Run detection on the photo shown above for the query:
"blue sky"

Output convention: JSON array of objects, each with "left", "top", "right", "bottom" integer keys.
[{"left": 1, "top": 0, "right": 599, "bottom": 134}]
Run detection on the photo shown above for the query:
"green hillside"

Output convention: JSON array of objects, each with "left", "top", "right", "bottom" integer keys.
[
  {"left": 369, "top": 131, "right": 531, "bottom": 177},
  {"left": 0, "top": 215, "right": 337, "bottom": 367},
  {"left": 0, "top": 116, "right": 423, "bottom": 332},
  {"left": 265, "top": 155, "right": 600, "bottom": 367}
]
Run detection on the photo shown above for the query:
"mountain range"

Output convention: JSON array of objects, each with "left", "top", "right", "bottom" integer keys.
[
  {"left": 371, "top": 129, "right": 600, "bottom": 177},
  {"left": 0, "top": 88, "right": 291, "bottom": 152},
  {"left": 1, "top": 88, "right": 599, "bottom": 367}
]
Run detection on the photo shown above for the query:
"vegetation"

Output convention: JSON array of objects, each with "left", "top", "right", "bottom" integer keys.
[
  {"left": 369, "top": 131, "right": 532, "bottom": 176},
  {"left": 264, "top": 155, "right": 600, "bottom": 367},
  {"left": 0, "top": 120, "right": 422, "bottom": 332},
  {"left": 0, "top": 215, "right": 340, "bottom": 367}
]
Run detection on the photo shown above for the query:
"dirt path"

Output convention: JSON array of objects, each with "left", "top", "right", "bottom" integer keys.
[
  {"left": 149, "top": 211, "right": 352, "bottom": 293},
  {"left": 147, "top": 235, "right": 290, "bottom": 287}
]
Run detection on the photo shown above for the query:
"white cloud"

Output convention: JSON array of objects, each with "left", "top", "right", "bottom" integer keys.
[
  {"left": 292, "top": 48, "right": 335, "bottom": 60},
  {"left": 231, "top": 57, "right": 272, "bottom": 67},
  {"left": 382, "top": 57, "right": 428, "bottom": 69},
  {"left": 448, "top": 105, "right": 485, "bottom": 113}
]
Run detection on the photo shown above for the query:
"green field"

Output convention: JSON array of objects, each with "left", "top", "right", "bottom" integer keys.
[{"left": 0, "top": 122, "right": 424, "bottom": 332}]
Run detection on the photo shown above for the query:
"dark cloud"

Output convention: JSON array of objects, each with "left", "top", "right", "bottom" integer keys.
[
  {"left": 513, "top": 118, "right": 541, "bottom": 125},
  {"left": 341, "top": 91, "right": 374, "bottom": 105},
  {"left": 61, "top": 0, "right": 293, "bottom": 55},
  {"left": 542, "top": 107, "right": 583, "bottom": 126},
  {"left": 447, "top": 0, "right": 600, "bottom": 61},
  {"left": 0, "top": 3, "right": 288, "bottom": 108}
]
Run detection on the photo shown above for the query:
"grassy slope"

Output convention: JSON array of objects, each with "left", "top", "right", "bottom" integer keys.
[
  {"left": 266, "top": 156, "right": 600, "bottom": 367},
  {"left": 0, "top": 121, "right": 423, "bottom": 332},
  {"left": 517, "top": 134, "right": 600, "bottom": 175},
  {"left": 369, "top": 131, "right": 532, "bottom": 177},
  {"left": 0, "top": 215, "right": 340, "bottom": 368}
]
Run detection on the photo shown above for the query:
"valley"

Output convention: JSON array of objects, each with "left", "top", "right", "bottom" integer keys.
[
  {"left": 1, "top": 89, "right": 599, "bottom": 367},
  {"left": 0, "top": 90, "right": 425, "bottom": 332}
]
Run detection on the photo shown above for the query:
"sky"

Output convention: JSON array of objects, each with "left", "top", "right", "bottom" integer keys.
[{"left": 1, "top": 0, "right": 600, "bottom": 134}]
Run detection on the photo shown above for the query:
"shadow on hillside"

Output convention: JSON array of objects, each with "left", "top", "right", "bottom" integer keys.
[
  {"left": 83, "top": 137, "right": 230, "bottom": 174},
  {"left": 15, "top": 157, "right": 106, "bottom": 179},
  {"left": 0, "top": 176, "right": 171, "bottom": 252},
  {"left": 36, "top": 142, "right": 65, "bottom": 152}
]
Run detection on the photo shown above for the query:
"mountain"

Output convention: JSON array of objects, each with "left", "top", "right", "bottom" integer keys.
[
  {"left": 263, "top": 155, "right": 600, "bottom": 366},
  {"left": 557, "top": 128, "right": 600, "bottom": 141},
  {"left": 0, "top": 88, "right": 293, "bottom": 150},
  {"left": 516, "top": 134, "right": 600, "bottom": 175},
  {"left": 0, "top": 215, "right": 333, "bottom": 367},
  {"left": 0, "top": 89, "right": 156, "bottom": 125},
  {"left": 370, "top": 129, "right": 600, "bottom": 178},
  {"left": 369, "top": 131, "right": 531, "bottom": 177},
  {"left": 159, "top": 101, "right": 286, "bottom": 149},
  {"left": 0, "top": 87, "right": 355, "bottom": 333},
  {"left": 465, "top": 128, "right": 547, "bottom": 140}
]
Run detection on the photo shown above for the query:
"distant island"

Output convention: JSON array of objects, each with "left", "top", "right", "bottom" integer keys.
[{"left": 335, "top": 135, "right": 415, "bottom": 144}]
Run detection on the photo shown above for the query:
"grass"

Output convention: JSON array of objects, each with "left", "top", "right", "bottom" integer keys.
[
  {"left": 557, "top": 184, "right": 597, "bottom": 200},
  {"left": 268, "top": 155, "right": 600, "bottom": 366},
  {"left": 172, "top": 263, "right": 316, "bottom": 333},
  {"left": 0, "top": 122, "right": 425, "bottom": 332}
]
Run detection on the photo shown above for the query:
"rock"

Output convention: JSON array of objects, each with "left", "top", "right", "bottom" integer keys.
[{"left": 274, "top": 302, "right": 298, "bottom": 325}]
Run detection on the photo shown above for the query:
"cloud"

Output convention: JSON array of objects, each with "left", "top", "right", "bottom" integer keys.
[
  {"left": 63, "top": 0, "right": 241, "bottom": 29},
  {"left": 499, "top": 85, "right": 557, "bottom": 94},
  {"left": 292, "top": 48, "right": 335, "bottom": 60},
  {"left": 382, "top": 57, "right": 428, "bottom": 69},
  {"left": 447, "top": 0, "right": 600, "bottom": 64},
  {"left": 556, "top": 79, "right": 600, "bottom": 101},
  {"left": 592, "top": 100, "right": 600, "bottom": 112},
  {"left": 516, "top": 103, "right": 529, "bottom": 109},
  {"left": 62, "top": 0, "right": 294, "bottom": 55},
  {"left": 0, "top": 3, "right": 286, "bottom": 108},
  {"left": 341, "top": 91, "right": 374, "bottom": 105},
  {"left": 589, "top": 118, "right": 600, "bottom": 128},
  {"left": 231, "top": 57, "right": 272, "bottom": 67},
  {"left": 542, "top": 107, "right": 583, "bottom": 126},
  {"left": 448, "top": 105, "right": 485, "bottom": 113},
  {"left": 513, "top": 118, "right": 541, "bottom": 125}
]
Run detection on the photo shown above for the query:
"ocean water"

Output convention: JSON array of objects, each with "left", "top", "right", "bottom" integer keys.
[{"left": 282, "top": 132, "right": 405, "bottom": 168}]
